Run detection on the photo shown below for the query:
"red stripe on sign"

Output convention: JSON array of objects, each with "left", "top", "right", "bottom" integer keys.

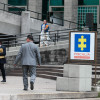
[{"left": 74, "top": 56, "right": 90, "bottom": 59}]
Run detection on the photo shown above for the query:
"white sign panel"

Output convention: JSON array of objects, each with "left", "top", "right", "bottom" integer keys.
[{"left": 70, "top": 32, "right": 96, "bottom": 60}]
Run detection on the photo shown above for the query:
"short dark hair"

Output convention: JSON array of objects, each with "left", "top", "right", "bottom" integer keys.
[{"left": 27, "top": 35, "right": 34, "bottom": 41}]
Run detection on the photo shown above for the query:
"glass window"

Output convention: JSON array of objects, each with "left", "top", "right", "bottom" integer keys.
[
  {"left": 8, "top": 0, "right": 27, "bottom": 6},
  {"left": 78, "top": 0, "right": 99, "bottom": 5},
  {"left": 50, "top": 0, "right": 64, "bottom": 6},
  {"left": 78, "top": 7, "right": 97, "bottom": 30},
  {"left": 52, "top": 8, "right": 64, "bottom": 11},
  {"left": 8, "top": 7, "right": 25, "bottom": 11}
]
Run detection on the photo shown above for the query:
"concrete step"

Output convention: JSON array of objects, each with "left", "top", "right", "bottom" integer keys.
[
  {"left": 37, "top": 71, "right": 63, "bottom": 77},
  {"left": 92, "top": 72, "right": 100, "bottom": 75},
  {"left": 12, "top": 92, "right": 98, "bottom": 100},
  {"left": 92, "top": 78, "right": 100, "bottom": 85},
  {"left": 7, "top": 73, "right": 23, "bottom": 76},
  {"left": 39, "top": 65, "right": 64, "bottom": 68},
  {"left": 7, "top": 71, "right": 63, "bottom": 77},
  {"left": 6, "top": 65, "right": 63, "bottom": 80},
  {"left": 8, "top": 70, "right": 99, "bottom": 77},
  {"left": 9, "top": 68, "right": 63, "bottom": 73},
  {"left": 37, "top": 74, "right": 62, "bottom": 80},
  {"left": 92, "top": 68, "right": 100, "bottom": 70},
  {"left": 37, "top": 68, "right": 63, "bottom": 73},
  {"left": 6, "top": 40, "right": 68, "bottom": 52}
]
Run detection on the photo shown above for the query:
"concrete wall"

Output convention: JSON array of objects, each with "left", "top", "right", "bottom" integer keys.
[
  {"left": 28, "top": 0, "right": 42, "bottom": 19},
  {"left": 97, "top": 6, "right": 100, "bottom": 34},
  {"left": 40, "top": 49, "right": 67, "bottom": 65},
  {"left": 0, "top": 0, "right": 8, "bottom": 10},
  {"left": 0, "top": 10, "right": 21, "bottom": 35},
  {"left": 30, "top": 18, "right": 66, "bottom": 33},
  {"left": 0, "top": 10, "right": 65, "bottom": 35},
  {"left": 40, "top": 44, "right": 68, "bottom": 65},
  {"left": 6, "top": 48, "right": 68, "bottom": 67},
  {"left": 21, "top": 11, "right": 30, "bottom": 34},
  {"left": 6, "top": 43, "right": 69, "bottom": 67},
  {"left": 64, "top": 0, "right": 78, "bottom": 29}
]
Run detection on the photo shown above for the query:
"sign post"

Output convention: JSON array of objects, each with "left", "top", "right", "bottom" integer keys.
[{"left": 69, "top": 31, "right": 97, "bottom": 85}]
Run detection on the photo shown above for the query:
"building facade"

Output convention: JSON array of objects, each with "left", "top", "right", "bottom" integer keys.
[{"left": 0, "top": 0, "right": 99, "bottom": 31}]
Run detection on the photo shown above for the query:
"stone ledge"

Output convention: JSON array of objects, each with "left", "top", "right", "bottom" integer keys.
[{"left": 8, "top": 92, "right": 98, "bottom": 100}]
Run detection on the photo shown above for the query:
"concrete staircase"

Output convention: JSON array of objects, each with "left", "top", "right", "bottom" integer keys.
[
  {"left": 7, "top": 65, "right": 63, "bottom": 80},
  {"left": 5, "top": 38, "right": 100, "bottom": 83},
  {"left": 5, "top": 64, "right": 98, "bottom": 85},
  {"left": 88, "top": 38, "right": 100, "bottom": 85}
]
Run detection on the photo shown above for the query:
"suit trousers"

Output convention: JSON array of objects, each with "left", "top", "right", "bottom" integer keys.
[
  {"left": 0, "top": 63, "right": 6, "bottom": 80},
  {"left": 22, "top": 65, "right": 36, "bottom": 89}
]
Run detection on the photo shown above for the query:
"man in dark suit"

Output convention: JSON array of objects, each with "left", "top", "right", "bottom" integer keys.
[{"left": 0, "top": 41, "right": 6, "bottom": 82}]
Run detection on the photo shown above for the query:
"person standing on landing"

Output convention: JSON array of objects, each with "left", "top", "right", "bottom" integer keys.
[
  {"left": 40, "top": 20, "right": 50, "bottom": 47},
  {"left": 0, "top": 41, "right": 6, "bottom": 82},
  {"left": 14, "top": 35, "right": 41, "bottom": 91}
]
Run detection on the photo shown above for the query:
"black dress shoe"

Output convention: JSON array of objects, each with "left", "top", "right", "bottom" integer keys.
[
  {"left": 23, "top": 89, "right": 28, "bottom": 91},
  {"left": 1, "top": 80, "right": 6, "bottom": 82},
  {"left": 30, "top": 82, "right": 34, "bottom": 90}
]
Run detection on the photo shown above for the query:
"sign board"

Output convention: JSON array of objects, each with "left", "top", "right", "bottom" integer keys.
[{"left": 69, "top": 31, "right": 97, "bottom": 61}]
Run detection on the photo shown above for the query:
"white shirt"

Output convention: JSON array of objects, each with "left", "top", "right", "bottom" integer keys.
[{"left": 42, "top": 24, "right": 45, "bottom": 30}]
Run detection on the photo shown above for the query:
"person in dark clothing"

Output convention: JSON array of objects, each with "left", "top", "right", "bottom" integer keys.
[{"left": 0, "top": 41, "right": 6, "bottom": 82}]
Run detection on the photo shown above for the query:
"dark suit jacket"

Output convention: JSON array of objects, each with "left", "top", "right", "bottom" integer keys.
[{"left": 0, "top": 45, "right": 6, "bottom": 64}]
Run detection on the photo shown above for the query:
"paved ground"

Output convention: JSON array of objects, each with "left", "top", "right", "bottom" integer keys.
[
  {"left": 52, "top": 98, "right": 100, "bottom": 100},
  {"left": 0, "top": 76, "right": 57, "bottom": 94},
  {"left": 0, "top": 76, "right": 99, "bottom": 100}
]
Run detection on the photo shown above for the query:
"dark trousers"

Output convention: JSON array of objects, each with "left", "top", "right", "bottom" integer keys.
[
  {"left": 0, "top": 63, "right": 6, "bottom": 80},
  {"left": 22, "top": 65, "right": 36, "bottom": 89}
]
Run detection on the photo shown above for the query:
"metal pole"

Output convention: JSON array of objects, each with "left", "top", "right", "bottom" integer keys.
[
  {"left": 7, "top": 40, "right": 9, "bottom": 51},
  {"left": 95, "top": 65, "right": 97, "bottom": 86},
  {"left": 62, "top": 19, "right": 63, "bottom": 26},
  {"left": 95, "top": 32, "right": 97, "bottom": 86},
  {"left": 54, "top": 34, "right": 56, "bottom": 45},
  {"left": 15, "top": 35, "right": 16, "bottom": 47},
  {"left": 3, "top": 4, "right": 5, "bottom": 11},
  {"left": 68, "top": 32, "right": 71, "bottom": 64},
  {"left": 69, "top": 22, "right": 71, "bottom": 29},
  {"left": 57, "top": 31, "right": 59, "bottom": 42},
  {"left": 49, "top": 0, "right": 50, "bottom": 22},
  {"left": 39, "top": 35, "right": 40, "bottom": 47},
  {"left": 26, "top": 0, "right": 29, "bottom": 11}
]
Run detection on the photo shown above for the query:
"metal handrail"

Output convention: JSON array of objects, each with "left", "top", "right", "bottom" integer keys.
[
  {"left": 0, "top": 25, "right": 98, "bottom": 46},
  {"left": 0, "top": 28, "right": 73, "bottom": 49}
]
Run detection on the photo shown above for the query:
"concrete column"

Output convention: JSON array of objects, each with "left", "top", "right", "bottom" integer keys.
[
  {"left": 0, "top": 0, "right": 7, "bottom": 3},
  {"left": 56, "top": 64, "right": 92, "bottom": 92},
  {"left": 0, "top": 0, "right": 8, "bottom": 11},
  {"left": 64, "top": 0, "right": 78, "bottom": 29},
  {"left": 21, "top": 11, "right": 30, "bottom": 34},
  {"left": 28, "top": 0, "right": 42, "bottom": 19},
  {"left": 97, "top": 5, "right": 100, "bottom": 34}
]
